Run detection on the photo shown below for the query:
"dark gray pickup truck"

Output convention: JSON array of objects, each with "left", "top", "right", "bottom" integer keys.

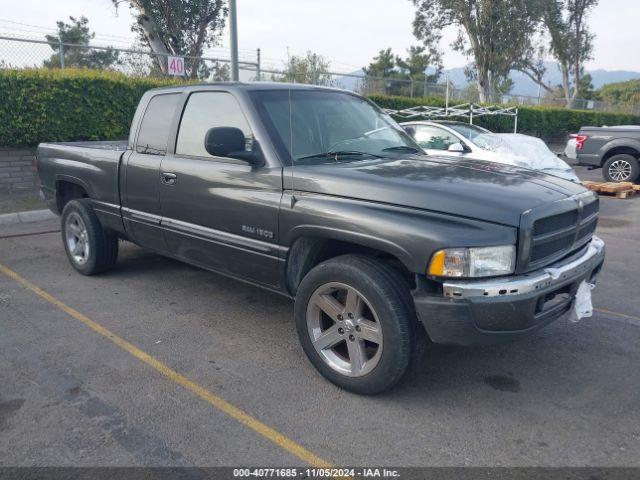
[
  {"left": 575, "top": 125, "right": 640, "bottom": 182},
  {"left": 37, "top": 83, "right": 605, "bottom": 394}
]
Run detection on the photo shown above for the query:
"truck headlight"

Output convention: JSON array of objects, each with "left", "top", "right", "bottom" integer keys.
[{"left": 428, "top": 245, "right": 516, "bottom": 278}]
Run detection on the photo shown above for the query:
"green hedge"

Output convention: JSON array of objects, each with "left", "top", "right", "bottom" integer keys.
[
  {"left": 369, "top": 94, "right": 640, "bottom": 141},
  {"left": 1, "top": 68, "right": 639, "bottom": 147},
  {"left": 0, "top": 69, "right": 179, "bottom": 147}
]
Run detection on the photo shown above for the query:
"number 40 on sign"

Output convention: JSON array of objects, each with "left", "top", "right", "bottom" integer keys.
[{"left": 168, "top": 56, "right": 185, "bottom": 76}]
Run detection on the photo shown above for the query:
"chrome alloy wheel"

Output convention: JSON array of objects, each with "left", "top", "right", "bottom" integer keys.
[
  {"left": 306, "top": 282, "right": 383, "bottom": 377},
  {"left": 608, "top": 159, "right": 633, "bottom": 181},
  {"left": 65, "top": 212, "right": 90, "bottom": 265}
]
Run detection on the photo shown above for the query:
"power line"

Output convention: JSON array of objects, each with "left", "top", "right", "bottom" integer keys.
[
  {"left": 0, "top": 20, "right": 358, "bottom": 72},
  {"left": 0, "top": 19, "right": 137, "bottom": 42},
  {"left": 0, "top": 19, "right": 257, "bottom": 59},
  {"left": 0, "top": 19, "right": 256, "bottom": 53}
]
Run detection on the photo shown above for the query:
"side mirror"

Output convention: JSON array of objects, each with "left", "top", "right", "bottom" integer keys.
[
  {"left": 402, "top": 126, "right": 416, "bottom": 138},
  {"left": 204, "top": 127, "right": 263, "bottom": 166},
  {"left": 447, "top": 142, "right": 466, "bottom": 153}
]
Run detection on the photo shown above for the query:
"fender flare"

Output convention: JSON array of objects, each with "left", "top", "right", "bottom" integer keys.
[
  {"left": 284, "top": 225, "right": 414, "bottom": 295},
  {"left": 54, "top": 174, "right": 93, "bottom": 197},
  {"left": 599, "top": 138, "right": 640, "bottom": 164}
]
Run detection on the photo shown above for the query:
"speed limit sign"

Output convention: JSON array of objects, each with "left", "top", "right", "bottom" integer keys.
[{"left": 168, "top": 56, "right": 185, "bottom": 76}]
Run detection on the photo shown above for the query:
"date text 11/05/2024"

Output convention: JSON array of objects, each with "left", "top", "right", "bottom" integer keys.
[{"left": 232, "top": 468, "right": 400, "bottom": 478}]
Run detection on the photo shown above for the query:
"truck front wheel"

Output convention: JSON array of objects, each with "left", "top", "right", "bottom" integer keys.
[
  {"left": 603, "top": 154, "right": 640, "bottom": 183},
  {"left": 61, "top": 199, "right": 118, "bottom": 275},
  {"left": 295, "top": 254, "right": 423, "bottom": 394}
]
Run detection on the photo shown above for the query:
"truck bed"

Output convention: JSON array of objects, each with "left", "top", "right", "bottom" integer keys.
[
  {"left": 51, "top": 140, "right": 128, "bottom": 151},
  {"left": 580, "top": 125, "right": 640, "bottom": 131},
  {"left": 37, "top": 141, "right": 128, "bottom": 219}
]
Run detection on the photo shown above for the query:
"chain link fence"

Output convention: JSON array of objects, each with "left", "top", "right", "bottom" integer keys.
[
  {"left": 0, "top": 34, "right": 261, "bottom": 81},
  {"left": 2, "top": 34, "right": 638, "bottom": 115}
]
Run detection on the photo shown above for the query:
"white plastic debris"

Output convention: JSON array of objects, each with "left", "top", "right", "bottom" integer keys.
[{"left": 569, "top": 280, "right": 595, "bottom": 323}]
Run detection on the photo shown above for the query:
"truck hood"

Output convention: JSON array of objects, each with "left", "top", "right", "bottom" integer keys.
[{"left": 285, "top": 155, "right": 586, "bottom": 227}]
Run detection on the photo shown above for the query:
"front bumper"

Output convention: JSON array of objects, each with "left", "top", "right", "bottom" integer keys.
[{"left": 412, "top": 236, "right": 605, "bottom": 346}]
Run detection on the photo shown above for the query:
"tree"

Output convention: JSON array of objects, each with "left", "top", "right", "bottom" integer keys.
[
  {"left": 204, "top": 61, "right": 230, "bottom": 81},
  {"left": 362, "top": 48, "right": 401, "bottom": 95},
  {"left": 114, "top": 0, "right": 227, "bottom": 78},
  {"left": 396, "top": 45, "right": 442, "bottom": 83},
  {"left": 44, "top": 16, "right": 119, "bottom": 69},
  {"left": 363, "top": 46, "right": 442, "bottom": 96},
  {"left": 411, "top": 0, "right": 540, "bottom": 102},
  {"left": 577, "top": 73, "right": 596, "bottom": 100},
  {"left": 546, "top": 0, "right": 597, "bottom": 107},
  {"left": 363, "top": 48, "right": 396, "bottom": 78},
  {"left": 275, "top": 52, "right": 332, "bottom": 85},
  {"left": 542, "top": 84, "right": 569, "bottom": 106},
  {"left": 519, "top": 0, "right": 598, "bottom": 107},
  {"left": 597, "top": 79, "right": 640, "bottom": 111}
]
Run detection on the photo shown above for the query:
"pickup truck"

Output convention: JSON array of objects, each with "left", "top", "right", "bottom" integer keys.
[
  {"left": 575, "top": 125, "right": 640, "bottom": 182},
  {"left": 37, "top": 83, "right": 605, "bottom": 394}
]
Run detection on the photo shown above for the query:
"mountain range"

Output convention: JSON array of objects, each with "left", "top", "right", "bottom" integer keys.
[
  {"left": 443, "top": 61, "right": 640, "bottom": 97},
  {"left": 339, "top": 61, "right": 640, "bottom": 98}
]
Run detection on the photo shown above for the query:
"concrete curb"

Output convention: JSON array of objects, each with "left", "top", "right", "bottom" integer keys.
[{"left": 0, "top": 209, "right": 56, "bottom": 226}]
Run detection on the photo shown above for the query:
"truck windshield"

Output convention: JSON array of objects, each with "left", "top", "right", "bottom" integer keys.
[{"left": 250, "top": 89, "right": 423, "bottom": 164}]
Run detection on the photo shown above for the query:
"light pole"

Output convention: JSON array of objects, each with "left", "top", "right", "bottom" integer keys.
[{"left": 229, "top": 0, "right": 239, "bottom": 81}]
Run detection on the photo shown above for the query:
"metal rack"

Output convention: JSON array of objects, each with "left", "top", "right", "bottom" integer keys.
[{"left": 384, "top": 103, "right": 519, "bottom": 133}]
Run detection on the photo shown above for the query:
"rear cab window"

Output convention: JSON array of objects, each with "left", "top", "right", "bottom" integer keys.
[{"left": 135, "top": 93, "right": 181, "bottom": 155}]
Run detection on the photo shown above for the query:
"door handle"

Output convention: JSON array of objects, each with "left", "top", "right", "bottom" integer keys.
[{"left": 160, "top": 172, "right": 177, "bottom": 185}]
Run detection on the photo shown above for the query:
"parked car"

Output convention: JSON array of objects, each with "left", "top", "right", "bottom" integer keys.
[
  {"left": 401, "top": 120, "right": 581, "bottom": 183},
  {"left": 37, "top": 84, "right": 605, "bottom": 394},
  {"left": 575, "top": 125, "right": 640, "bottom": 182}
]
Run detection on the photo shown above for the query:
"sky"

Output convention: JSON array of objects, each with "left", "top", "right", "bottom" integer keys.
[{"left": 1, "top": 0, "right": 639, "bottom": 73}]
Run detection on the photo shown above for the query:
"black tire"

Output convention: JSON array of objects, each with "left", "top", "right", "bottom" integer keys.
[
  {"left": 602, "top": 154, "right": 640, "bottom": 183},
  {"left": 294, "top": 254, "right": 425, "bottom": 394},
  {"left": 61, "top": 199, "right": 118, "bottom": 275}
]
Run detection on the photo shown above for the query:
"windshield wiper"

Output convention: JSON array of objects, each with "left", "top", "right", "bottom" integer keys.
[
  {"left": 296, "top": 150, "right": 382, "bottom": 162},
  {"left": 381, "top": 145, "right": 422, "bottom": 153}
]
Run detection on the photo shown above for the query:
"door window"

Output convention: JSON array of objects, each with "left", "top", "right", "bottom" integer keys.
[
  {"left": 176, "top": 92, "right": 254, "bottom": 159},
  {"left": 136, "top": 93, "right": 181, "bottom": 155},
  {"left": 414, "top": 125, "right": 460, "bottom": 151}
]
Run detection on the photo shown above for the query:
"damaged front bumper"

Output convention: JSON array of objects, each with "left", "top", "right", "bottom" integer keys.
[{"left": 412, "top": 236, "right": 605, "bottom": 346}]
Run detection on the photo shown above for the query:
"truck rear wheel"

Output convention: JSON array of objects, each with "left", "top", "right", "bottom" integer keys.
[
  {"left": 295, "top": 254, "right": 423, "bottom": 394},
  {"left": 61, "top": 199, "right": 118, "bottom": 275},
  {"left": 603, "top": 154, "right": 640, "bottom": 183}
]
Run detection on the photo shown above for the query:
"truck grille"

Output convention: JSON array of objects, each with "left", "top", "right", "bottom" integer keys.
[
  {"left": 532, "top": 210, "right": 579, "bottom": 236},
  {"left": 520, "top": 195, "right": 598, "bottom": 272}
]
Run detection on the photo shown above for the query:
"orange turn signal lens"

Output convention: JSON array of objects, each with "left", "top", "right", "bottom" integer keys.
[{"left": 428, "top": 250, "right": 445, "bottom": 276}]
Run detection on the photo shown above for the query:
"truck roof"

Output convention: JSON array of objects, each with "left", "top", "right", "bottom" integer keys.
[{"left": 146, "top": 81, "right": 347, "bottom": 94}]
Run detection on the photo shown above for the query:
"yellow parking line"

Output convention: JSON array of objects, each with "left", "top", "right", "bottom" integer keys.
[
  {"left": 594, "top": 307, "right": 640, "bottom": 323},
  {"left": 0, "top": 261, "right": 332, "bottom": 468}
]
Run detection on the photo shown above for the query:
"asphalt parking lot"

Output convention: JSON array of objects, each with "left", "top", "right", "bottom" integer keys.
[{"left": 1, "top": 163, "right": 640, "bottom": 468}]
